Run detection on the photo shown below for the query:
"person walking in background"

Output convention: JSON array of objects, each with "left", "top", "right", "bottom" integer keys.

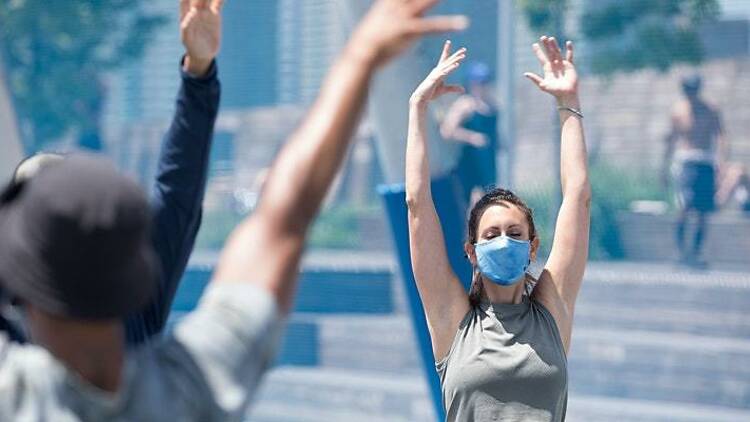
[
  {"left": 441, "top": 61, "right": 500, "bottom": 206},
  {"left": 663, "top": 75, "right": 727, "bottom": 267},
  {"left": 0, "top": 1, "right": 468, "bottom": 420},
  {"left": 406, "top": 36, "right": 589, "bottom": 421},
  {"left": 0, "top": 0, "right": 223, "bottom": 346}
]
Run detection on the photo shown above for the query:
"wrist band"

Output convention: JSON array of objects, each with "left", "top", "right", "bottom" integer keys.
[{"left": 557, "top": 106, "right": 583, "bottom": 119}]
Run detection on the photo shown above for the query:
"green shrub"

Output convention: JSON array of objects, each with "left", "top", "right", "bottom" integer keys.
[
  {"left": 519, "top": 164, "right": 663, "bottom": 260},
  {"left": 308, "top": 203, "right": 381, "bottom": 249},
  {"left": 194, "top": 206, "right": 244, "bottom": 251}
]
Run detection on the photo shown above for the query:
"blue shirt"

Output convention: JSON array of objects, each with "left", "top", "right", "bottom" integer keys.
[{"left": 124, "top": 59, "right": 221, "bottom": 344}]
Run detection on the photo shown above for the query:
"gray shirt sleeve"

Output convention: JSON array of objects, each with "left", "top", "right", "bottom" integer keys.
[{"left": 161, "top": 282, "right": 283, "bottom": 421}]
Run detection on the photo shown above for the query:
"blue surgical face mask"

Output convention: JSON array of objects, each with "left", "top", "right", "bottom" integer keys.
[{"left": 474, "top": 235, "right": 531, "bottom": 286}]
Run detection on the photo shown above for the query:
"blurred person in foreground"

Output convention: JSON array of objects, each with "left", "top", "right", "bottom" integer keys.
[
  {"left": 0, "top": 0, "right": 223, "bottom": 345},
  {"left": 0, "top": 0, "right": 467, "bottom": 420},
  {"left": 441, "top": 61, "right": 499, "bottom": 206},
  {"left": 406, "top": 36, "right": 589, "bottom": 421},
  {"left": 663, "top": 75, "right": 727, "bottom": 268}
]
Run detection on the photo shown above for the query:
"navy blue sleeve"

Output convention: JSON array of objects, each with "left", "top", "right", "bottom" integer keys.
[{"left": 125, "top": 58, "right": 221, "bottom": 345}]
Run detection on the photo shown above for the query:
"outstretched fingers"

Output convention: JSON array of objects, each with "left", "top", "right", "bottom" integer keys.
[
  {"left": 181, "top": 7, "right": 198, "bottom": 29},
  {"left": 408, "top": 16, "right": 469, "bottom": 36},
  {"left": 210, "top": 0, "right": 225, "bottom": 13},
  {"left": 565, "top": 40, "right": 574, "bottom": 63},
  {"left": 524, "top": 72, "right": 544, "bottom": 89},
  {"left": 439, "top": 48, "right": 465, "bottom": 74},
  {"left": 438, "top": 84, "right": 465, "bottom": 96},
  {"left": 544, "top": 36, "right": 563, "bottom": 63},
  {"left": 408, "top": 0, "right": 440, "bottom": 16},
  {"left": 439, "top": 40, "right": 452, "bottom": 64},
  {"left": 444, "top": 47, "right": 466, "bottom": 65},
  {"left": 444, "top": 84, "right": 464, "bottom": 93},
  {"left": 532, "top": 42, "right": 549, "bottom": 67},
  {"left": 180, "top": 0, "right": 190, "bottom": 21}
]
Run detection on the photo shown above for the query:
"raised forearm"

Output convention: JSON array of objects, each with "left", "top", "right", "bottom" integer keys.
[
  {"left": 256, "top": 47, "right": 375, "bottom": 233},
  {"left": 153, "top": 59, "right": 219, "bottom": 219},
  {"left": 558, "top": 95, "right": 590, "bottom": 198},
  {"left": 443, "top": 125, "right": 484, "bottom": 145},
  {"left": 405, "top": 102, "right": 434, "bottom": 207}
]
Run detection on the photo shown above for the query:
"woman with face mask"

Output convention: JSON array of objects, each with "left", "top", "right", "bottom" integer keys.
[{"left": 405, "top": 36, "right": 590, "bottom": 421}]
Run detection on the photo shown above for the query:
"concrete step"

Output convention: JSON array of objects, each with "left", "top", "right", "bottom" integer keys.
[
  {"left": 248, "top": 367, "right": 434, "bottom": 422},
  {"left": 172, "top": 265, "right": 394, "bottom": 315},
  {"left": 169, "top": 257, "right": 750, "bottom": 414},
  {"left": 247, "top": 367, "right": 750, "bottom": 422},
  {"left": 573, "top": 302, "right": 750, "bottom": 338},
  {"left": 617, "top": 211, "right": 750, "bottom": 266},
  {"left": 568, "top": 328, "right": 750, "bottom": 408},
  {"left": 243, "top": 311, "right": 750, "bottom": 407},
  {"left": 566, "top": 394, "right": 750, "bottom": 422},
  {"left": 314, "top": 314, "right": 422, "bottom": 374},
  {"left": 573, "top": 263, "right": 750, "bottom": 340}
]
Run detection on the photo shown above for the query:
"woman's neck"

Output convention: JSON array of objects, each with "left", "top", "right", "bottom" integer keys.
[{"left": 482, "top": 276, "right": 526, "bottom": 305}]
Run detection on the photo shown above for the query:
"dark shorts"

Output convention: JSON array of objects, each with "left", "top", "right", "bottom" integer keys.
[{"left": 677, "top": 162, "right": 716, "bottom": 212}]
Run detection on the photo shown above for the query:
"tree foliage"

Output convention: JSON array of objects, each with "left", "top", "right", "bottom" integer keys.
[
  {"left": 0, "top": 0, "right": 166, "bottom": 151},
  {"left": 519, "top": 0, "right": 720, "bottom": 75}
]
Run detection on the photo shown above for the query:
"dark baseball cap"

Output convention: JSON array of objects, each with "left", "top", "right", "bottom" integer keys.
[{"left": 0, "top": 154, "right": 158, "bottom": 320}]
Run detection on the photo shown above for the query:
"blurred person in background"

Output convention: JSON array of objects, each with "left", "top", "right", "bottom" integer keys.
[
  {"left": 406, "top": 36, "right": 589, "bottom": 421},
  {"left": 0, "top": 0, "right": 223, "bottom": 346},
  {"left": 0, "top": 0, "right": 467, "bottom": 420},
  {"left": 662, "top": 74, "right": 727, "bottom": 267},
  {"left": 441, "top": 61, "right": 499, "bottom": 206},
  {"left": 716, "top": 161, "right": 750, "bottom": 214}
]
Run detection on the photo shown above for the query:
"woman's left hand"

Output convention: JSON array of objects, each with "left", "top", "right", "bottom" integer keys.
[{"left": 524, "top": 36, "right": 578, "bottom": 103}]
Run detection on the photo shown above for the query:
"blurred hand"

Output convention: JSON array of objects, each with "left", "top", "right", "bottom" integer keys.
[
  {"left": 466, "top": 132, "right": 488, "bottom": 148},
  {"left": 410, "top": 40, "right": 466, "bottom": 106},
  {"left": 524, "top": 36, "right": 579, "bottom": 105},
  {"left": 180, "top": 0, "right": 225, "bottom": 76},
  {"left": 351, "top": 0, "right": 469, "bottom": 68}
]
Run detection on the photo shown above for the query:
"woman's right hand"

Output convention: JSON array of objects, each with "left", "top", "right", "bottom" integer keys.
[{"left": 409, "top": 40, "right": 467, "bottom": 107}]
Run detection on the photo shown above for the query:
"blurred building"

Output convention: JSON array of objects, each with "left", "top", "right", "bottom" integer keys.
[
  {"left": 220, "top": 1, "right": 278, "bottom": 109},
  {"left": 702, "top": 0, "right": 750, "bottom": 59},
  {"left": 277, "top": 0, "right": 345, "bottom": 104}
]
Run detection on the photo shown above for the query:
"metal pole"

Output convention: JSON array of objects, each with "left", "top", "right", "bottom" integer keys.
[
  {"left": 0, "top": 58, "right": 24, "bottom": 184},
  {"left": 497, "top": 0, "right": 516, "bottom": 189}
]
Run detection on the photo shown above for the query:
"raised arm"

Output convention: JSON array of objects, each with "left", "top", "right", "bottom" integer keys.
[
  {"left": 125, "top": 0, "right": 224, "bottom": 344},
  {"left": 661, "top": 108, "right": 681, "bottom": 190},
  {"left": 407, "top": 41, "right": 471, "bottom": 360},
  {"left": 211, "top": 0, "right": 468, "bottom": 313},
  {"left": 525, "top": 37, "right": 591, "bottom": 353},
  {"left": 440, "top": 96, "right": 487, "bottom": 147}
]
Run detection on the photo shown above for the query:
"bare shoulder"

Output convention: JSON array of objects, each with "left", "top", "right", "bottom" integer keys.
[{"left": 672, "top": 99, "right": 690, "bottom": 117}]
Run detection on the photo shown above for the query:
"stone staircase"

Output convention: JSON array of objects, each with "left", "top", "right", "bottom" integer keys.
[
  {"left": 171, "top": 254, "right": 750, "bottom": 421},
  {"left": 617, "top": 211, "right": 750, "bottom": 268}
]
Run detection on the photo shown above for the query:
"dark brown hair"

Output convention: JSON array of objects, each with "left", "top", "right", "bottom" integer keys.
[{"left": 467, "top": 187, "right": 537, "bottom": 306}]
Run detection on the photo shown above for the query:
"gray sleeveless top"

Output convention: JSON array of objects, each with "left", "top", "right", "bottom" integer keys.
[{"left": 436, "top": 296, "right": 568, "bottom": 421}]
